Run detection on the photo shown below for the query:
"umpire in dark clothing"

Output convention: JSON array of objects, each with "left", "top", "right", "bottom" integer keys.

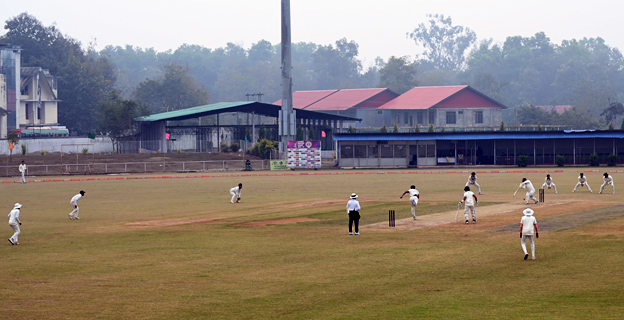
[{"left": 346, "top": 193, "right": 361, "bottom": 235}]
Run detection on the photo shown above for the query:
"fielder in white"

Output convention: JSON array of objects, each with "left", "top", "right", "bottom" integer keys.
[
  {"left": 573, "top": 172, "right": 592, "bottom": 192},
  {"left": 69, "top": 190, "right": 86, "bottom": 220},
  {"left": 541, "top": 174, "right": 557, "bottom": 193},
  {"left": 230, "top": 183, "right": 242, "bottom": 203},
  {"left": 18, "top": 160, "right": 27, "bottom": 183},
  {"left": 518, "top": 178, "right": 539, "bottom": 205},
  {"left": 400, "top": 185, "right": 420, "bottom": 220},
  {"left": 520, "top": 208, "right": 539, "bottom": 260},
  {"left": 458, "top": 186, "right": 478, "bottom": 224},
  {"left": 8, "top": 203, "right": 22, "bottom": 245},
  {"left": 466, "top": 172, "right": 482, "bottom": 195},
  {"left": 599, "top": 172, "right": 615, "bottom": 194}
]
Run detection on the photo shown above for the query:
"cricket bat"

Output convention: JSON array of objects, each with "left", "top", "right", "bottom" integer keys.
[{"left": 513, "top": 187, "right": 520, "bottom": 197}]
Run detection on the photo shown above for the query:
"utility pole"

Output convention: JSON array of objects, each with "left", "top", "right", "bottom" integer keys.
[{"left": 280, "top": 0, "right": 295, "bottom": 157}]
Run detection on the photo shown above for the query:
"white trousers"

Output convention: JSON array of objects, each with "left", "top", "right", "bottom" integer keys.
[
  {"left": 600, "top": 182, "right": 614, "bottom": 194},
  {"left": 20, "top": 172, "right": 26, "bottom": 183},
  {"left": 9, "top": 223, "right": 20, "bottom": 243},
  {"left": 69, "top": 204, "right": 80, "bottom": 219},
  {"left": 521, "top": 235, "right": 535, "bottom": 258},
  {"left": 574, "top": 182, "right": 592, "bottom": 191},
  {"left": 409, "top": 196, "right": 418, "bottom": 219},
  {"left": 230, "top": 191, "right": 239, "bottom": 203},
  {"left": 525, "top": 191, "right": 538, "bottom": 204},
  {"left": 464, "top": 205, "right": 476, "bottom": 221},
  {"left": 541, "top": 182, "right": 557, "bottom": 193},
  {"left": 466, "top": 182, "right": 481, "bottom": 194}
]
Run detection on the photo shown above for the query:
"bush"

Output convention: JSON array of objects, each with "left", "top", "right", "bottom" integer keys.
[
  {"left": 230, "top": 143, "right": 240, "bottom": 152},
  {"left": 517, "top": 155, "right": 529, "bottom": 167},
  {"left": 556, "top": 154, "right": 565, "bottom": 167},
  {"left": 607, "top": 154, "right": 618, "bottom": 166},
  {"left": 249, "top": 139, "right": 278, "bottom": 159},
  {"left": 82, "top": 148, "right": 89, "bottom": 154},
  {"left": 588, "top": 153, "right": 599, "bottom": 166},
  {"left": 40, "top": 150, "right": 46, "bottom": 156},
  {"left": 21, "top": 144, "right": 27, "bottom": 155},
  {"left": 220, "top": 144, "right": 230, "bottom": 153}
]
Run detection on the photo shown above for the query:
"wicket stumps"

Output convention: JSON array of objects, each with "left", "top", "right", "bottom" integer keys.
[
  {"left": 539, "top": 188, "right": 545, "bottom": 202},
  {"left": 389, "top": 210, "right": 395, "bottom": 227}
]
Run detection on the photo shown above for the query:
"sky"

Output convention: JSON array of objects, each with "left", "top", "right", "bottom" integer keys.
[{"left": 2, "top": 0, "right": 623, "bottom": 67}]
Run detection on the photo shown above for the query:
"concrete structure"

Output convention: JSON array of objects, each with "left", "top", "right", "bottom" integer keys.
[
  {"left": 19, "top": 67, "right": 59, "bottom": 127},
  {"left": 0, "top": 45, "right": 21, "bottom": 138},
  {"left": 334, "top": 130, "right": 624, "bottom": 168}
]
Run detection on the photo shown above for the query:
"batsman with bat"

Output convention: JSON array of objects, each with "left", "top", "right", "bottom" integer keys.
[
  {"left": 458, "top": 186, "right": 478, "bottom": 224},
  {"left": 517, "top": 178, "right": 539, "bottom": 205}
]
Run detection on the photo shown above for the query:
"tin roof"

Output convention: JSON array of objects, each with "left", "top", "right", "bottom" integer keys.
[{"left": 377, "top": 85, "right": 507, "bottom": 110}]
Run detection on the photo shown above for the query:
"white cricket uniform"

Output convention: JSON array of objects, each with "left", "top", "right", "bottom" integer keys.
[
  {"left": 541, "top": 177, "right": 557, "bottom": 193},
  {"left": 230, "top": 186, "right": 242, "bottom": 203},
  {"left": 519, "top": 180, "right": 539, "bottom": 204},
  {"left": 466, "top": 175, "right": 482, "bottom": 194},
  {"left": 69, "top": 194, "right": 83, "bottom": 219},
  {"left": 19, "top": 163, "right": 26, "bottom": 183},
  {"left": 521, "top": 215, "right": 538, "bottom": 259},
  {"left": 574, "top": 175, "right": 592, "bottom": 192},
  {"left": 8, "top": 208, "right": 21, "bottom": 244},
  {"left": 407, "top": 189, "right": 419, "bottom": 219},
  {"left": 462, "top": 190, "right": 476, "bottom": 221},
  {"left": 600, "top": 175, "right": 615, "bottom": 194}
]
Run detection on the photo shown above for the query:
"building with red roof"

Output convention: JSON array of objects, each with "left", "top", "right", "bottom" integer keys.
[{"left": 377, "top": 85, "right": 507, "bottom": 128}]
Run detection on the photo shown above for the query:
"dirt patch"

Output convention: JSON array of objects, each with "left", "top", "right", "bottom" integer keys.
[
  {"left": 240, "top": 217, "right": 321, "bottom": 227},
  {"left": 125, "top": 217, "right": 222, "bottom": 227}
]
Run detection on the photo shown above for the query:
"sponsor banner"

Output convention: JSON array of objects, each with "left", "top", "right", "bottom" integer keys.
[
  {"left": 287, "top": 140, "right": 321, "bottom": 169},
  {"left": 270, "top": 160, "right": 289, "bottom": 171}
]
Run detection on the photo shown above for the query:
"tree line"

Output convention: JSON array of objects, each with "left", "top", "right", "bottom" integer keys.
[{"left": 2, "top": 12, "right": 623, "bottom": 137}]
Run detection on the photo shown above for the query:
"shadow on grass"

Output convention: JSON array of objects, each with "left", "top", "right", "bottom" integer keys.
[{"left": 496, "top": 204, "right": 624, "bottom": 232}]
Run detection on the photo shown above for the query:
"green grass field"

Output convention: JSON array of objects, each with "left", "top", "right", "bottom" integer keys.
[{"left": 1, "top": 168, "right": 623, "bottom": 319}]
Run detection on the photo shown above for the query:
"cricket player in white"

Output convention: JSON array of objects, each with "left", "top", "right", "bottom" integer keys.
[
  {"left": 459, "top": 186, "right": 478, "bottom": 224},
  {"left": 599, "top": 172, "right": 615, "bottom": 194},
  {"left": 519, "top": 178, "right": 539, "bottom": 205},
  {"left": 466, "top": 172, "right": 482, "bottom": 195},
  {"left": 8, "top": 203, "right": 22, "bottom": 245},
  {"left": 573, "top": 172, "right": 592, "bottom": 192},
  {"left": 520, "top": 208, "right": 539, "bottom": 260},
  {"left": 69, "top": 190, "right": 85, "bottom": 220},
  {"left": 18, "top": 161, "right": 27, "bottom": 183},
  {"left": 541, "top": 174, "right": 557, "bottom": 193},
  {"left": 230, "top": 183, "right": 242, "bottom": 203},
  {"left": 400, "top": 185, "right": 420, "bottom": 220},
  {"left": 346, "top": 193, "right": 361, "bottom": 235}
]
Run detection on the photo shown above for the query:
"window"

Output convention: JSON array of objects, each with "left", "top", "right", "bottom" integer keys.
[
  {"left": 417, "top": 112, "right": 424, "bottom": 125},
  {"left": 446, "top": 111, "right": 456, "bottom": 124},
  {"left": 394, "top": 145, "right": 406, "bottom": 158},
  {"left": 341, "top": 145, "right": 353, "bottom": 158},
  {"left": 381, "top": 145, "right": 393, "bottom": 158},
  {"left": 354, "top": 145, "right": 367, "bottom": 158},
  {"left": 429, "top": 111, "right": 435, "bottom": 124},
  {"left": 475, "top": 110, "right": 484, "bottom": 124},
  {"left": 21, "top": 85, "right": 29, "bottom": 96},
  {"left": 404, "top": 112, "right": 409, "bottom": 125},
  {"left": 25, "top": 103, "right": 30, "bottom": 120},
  {"left": 38, "top": 103, "right": 42, "bottom": 120}
]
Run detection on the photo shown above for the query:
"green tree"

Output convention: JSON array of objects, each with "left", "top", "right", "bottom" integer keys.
[
  {"left": 601, "top": 102, "right": 624, "bottom": 124},
  {"left": 311, "top": 38, "right": 362, "bottom": 89},
  {"left": 97, "top": 91, "right": 149, "bottom": 152},
  {"left": 133, "top": 63, "right": 210, "bottom": 113},
  {"left": 380, "top": 125, "right": 388, "bottom": 133},
  {"left": 408, "top": 14, "right": 476, "bottom": 72},
  {"left": 377, "top": 56, "right": 418, "bottom": 94},
  {"left": 393, "top": 123, "right": 399, "bottom": 133}
]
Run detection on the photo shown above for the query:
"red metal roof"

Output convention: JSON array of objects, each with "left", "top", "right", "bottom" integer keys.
[
  {"left": 377, "top": 86, "right": 468, "bottom": 110},
  {"left": 535, "top": 105, "right": 572, "bottom": 114},
  {"left": 305, "top": 88, "right": 393, "bottom": 111},
  {"left": 273, "top": 90, "right": 337, "bottom": 109}
]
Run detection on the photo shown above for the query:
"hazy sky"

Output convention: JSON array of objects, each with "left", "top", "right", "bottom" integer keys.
[{"left": 2, "top": 0, "right": 622, "bottom": 67}]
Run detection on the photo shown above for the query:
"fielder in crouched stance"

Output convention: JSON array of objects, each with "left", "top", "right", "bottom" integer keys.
[
  {"left": 400, "top": 185, "right": 420, "bottom": 220},
  {"left": 230, "top": 183, "right": 242, "bottom": 203},
  {"left": 459, "top": 186, "right": 478, "bottom": 224},
  {"left": 520, "top": 208, "right": 539, "bottom": 260},
  {"left": 466, "top": 172, "right": 482, "bottom": 195},
  {"left": 573, "top": 172, "right": 592, "bottom": 192},
  {"left": 541, "top": 174, "right": 557, "bottom": 193},
  {"left": 599, "top": 172, "right": 615, "bottom": 194},
  {"left": 69, "top": 190, "right": 85, "bottom": 220}
]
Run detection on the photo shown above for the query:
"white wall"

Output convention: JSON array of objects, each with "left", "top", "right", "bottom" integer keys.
[{"left": 0, "top": 137, "right": 114, "bottom": 155}]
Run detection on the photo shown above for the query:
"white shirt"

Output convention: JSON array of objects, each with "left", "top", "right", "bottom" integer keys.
[
  {"left": 70, "top": 194, "right": 83, "bottom": 206},
  {"left": 408, "top": 189, "right": 419, "bottom": 205},
  {"left": 8, "top": 209, "right": 20, "bottom": 225},
  {"left": 544, "top": 177, "right": 553, "bottom": 185},
  {"left": 463, "top": 191, "right": 475, "bottom": 206},
  {"left": 230, "top": 186, "right": 242, "bottom": 197},
  {"left": 519, "top": 180, "right": 535, "bottom": 193},
  {"left": 521, "top": 216, "right": 537, "bottom": 236},
  {"left": 578, "top": 176, "right": 587, "bottom": 184},
  {"left": 19, "top": 163, "right": 26, "bottom": 173},
  {"left": 346, "top": 199, "right": 361, "bottom": 212},
  {"left": 467, "top": 175, "right": 477, "bottom": 184},
  {"left": 604, "top": 175, "right": 613, "bottom": 184}
]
